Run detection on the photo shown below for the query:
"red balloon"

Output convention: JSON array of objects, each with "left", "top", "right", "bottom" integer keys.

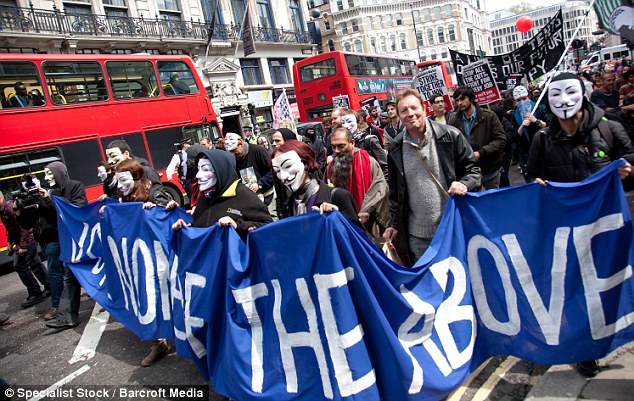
[{"left": 516, "top": 16, "right": 533, "bottom": 33}]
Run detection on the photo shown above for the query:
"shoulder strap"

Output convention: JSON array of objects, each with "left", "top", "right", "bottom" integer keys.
[
  {"left": 540, "top": 129, "right": 547, "bottom": 180},
  {"left": 597, "top": 117, "right": 613, "bottom": 151}
]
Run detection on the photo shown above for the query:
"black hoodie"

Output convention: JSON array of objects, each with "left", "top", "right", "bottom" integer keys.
[{"left": 192, "top": 149, "right": 272, "bottom": 241}]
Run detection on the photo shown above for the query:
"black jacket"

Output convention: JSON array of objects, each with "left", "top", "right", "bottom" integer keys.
[
  {"left": 283, "top": 180, "right": 363, "bottom": 231},
  {"left": 235, "top": 143, "right": 273, "bottom": 193},
  {"left": 192, "top": 149, "right": 272, "bottom": 241},
  {"left": 355, "top": 129, "right": 388, "bottom": 180},
  {"left": 526, "top": 101, "right": 634, "bottom": 189},
  {"left": 450, "top": 104, "right": 507, "bottom": 175},
  {"left": 134, "top": 156, "right": 162, "bottom": 186},
  {"left": 387, "top": 121, "right": 482, "bottom": 265},
  {"left": 17, "top": 161, "right": 87, "bottom": 244}
]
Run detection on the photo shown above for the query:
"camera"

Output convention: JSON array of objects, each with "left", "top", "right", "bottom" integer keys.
[{"left": 11, "top": 173, "right": 41, "bottom": 210}]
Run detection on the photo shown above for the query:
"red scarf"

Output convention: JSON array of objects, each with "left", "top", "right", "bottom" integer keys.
[{"left": 328, "top": 149, "right": 373, "bottom": 209}]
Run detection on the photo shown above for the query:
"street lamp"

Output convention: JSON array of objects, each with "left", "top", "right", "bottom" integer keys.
[{"left": 410, "top": 3, "right": 422, "bottom": 62}]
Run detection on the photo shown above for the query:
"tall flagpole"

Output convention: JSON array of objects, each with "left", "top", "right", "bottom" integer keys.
[
  {"left": 531, "top": 0, "right": 597, "bottom": 114},
  {"left": 234, "top": 1, "right": 251, "bottom": 57},
  {"left": 203, "top": 0, "right": 216, "bottom": 64}
]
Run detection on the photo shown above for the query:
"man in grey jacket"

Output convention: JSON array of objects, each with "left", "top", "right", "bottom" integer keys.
[{"left": 384, "top": 89, "right": 482, "bottom": 265}]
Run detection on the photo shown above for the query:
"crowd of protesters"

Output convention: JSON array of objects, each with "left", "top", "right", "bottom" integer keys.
[{"left": 3, "top": 56, "right": 634, "bottom": 378}]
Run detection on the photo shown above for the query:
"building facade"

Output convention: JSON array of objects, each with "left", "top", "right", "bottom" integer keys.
[
  {"left": 0, "top": 0, "right": 316, "bottom": 130},
  {"left": 489, "top": 1, "right": 618, "bottom": 57},
  {"left": 309, "top": 0, "right": 493, "bottom": 62}
]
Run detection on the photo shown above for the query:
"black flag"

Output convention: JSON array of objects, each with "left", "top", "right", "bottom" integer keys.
[{"left": 242, "top": 6, "right": 256, "bottom": 57}]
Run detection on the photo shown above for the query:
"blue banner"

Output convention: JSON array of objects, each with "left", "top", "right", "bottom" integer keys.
[{"left": 55, "top": 162, "right": 634, "bottom": 401}]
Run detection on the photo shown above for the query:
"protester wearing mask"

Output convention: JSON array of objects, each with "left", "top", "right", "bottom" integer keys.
[
  {"left": 272, "top": 141, "right": 363, "bottom": 230},
  {"left": 340, "top": 110, "right": 388, "bottom": 180},
  {"left": 512, "top": 85, "right": 548, "bottom": 178},
  {"left": 97, "top": 161, "right": 118, "bottom": 199},
  {"left": 525, "top": 72, "right": 634, "bottom": 378},
  {"left": 225, "top": 132, "right": 274, "bottom": 205},
  {"left": 172, "top": 149, "right": 272, "bottom": 241}
]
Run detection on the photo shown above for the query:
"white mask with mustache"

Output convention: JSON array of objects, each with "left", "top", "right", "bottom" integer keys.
[
  {"left": 548, "top": 79, "right": 583, "bottom": 120},
  {"left": 272, "top": 150, "right": 306, "bottom": 193}
]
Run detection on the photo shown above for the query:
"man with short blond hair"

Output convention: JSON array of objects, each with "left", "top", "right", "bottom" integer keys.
[{"left": 384, "top": 89, "right": 481, "bottom": 265}]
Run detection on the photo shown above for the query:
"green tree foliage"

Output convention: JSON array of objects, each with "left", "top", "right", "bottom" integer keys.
[{"left": 509, "top": 2, "right": 535, "bottom": 15}]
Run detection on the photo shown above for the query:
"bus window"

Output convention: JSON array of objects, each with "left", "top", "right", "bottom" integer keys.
[
  {"left": 377, "top": 58, "right": 390, "bottom": 76},
  {"left": 145, "top": 127, "right": 185, "bottom": 173},
  {"left": 0, "top": 61, "right": 46, "bottom": 109},
  {"left": 346, "top": 55, "right": 361, "bottom": 75},
  {"left": 157, "top": 61, "right": 199, "bottom": 96},
  {"left": 0, "top": 148, "right": 62, "bottom": 197},
  {"left": 59, "top": 140, "right": 103, "bottom": 187},
  {"left": 43, "top": 61, "right": 107, "bottom": 104},
  {"left": 105, "top": 61, "right": 159, "bottom": 100},
  {"left": 182, "top": 123, "right": 221, "bottom": 143},
  {"left": 299, "top": 58, "right": 336, "bottom": 83},
  {"left": 101, "top": 132, "right": 149, "bottom": 166}
]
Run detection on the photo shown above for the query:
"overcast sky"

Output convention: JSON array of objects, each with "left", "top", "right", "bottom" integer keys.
[{"left": 485, "top": 0, "right": 568, "bottom": 14}]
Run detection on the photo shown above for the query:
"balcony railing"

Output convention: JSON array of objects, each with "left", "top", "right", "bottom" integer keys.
[{"left": 0, "top": 5, "right": 313, "bottom": 44}]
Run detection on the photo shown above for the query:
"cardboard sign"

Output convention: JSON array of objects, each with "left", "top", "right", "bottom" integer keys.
[{"left": 460, "top": 60, "right": 501, "bottom": 105}]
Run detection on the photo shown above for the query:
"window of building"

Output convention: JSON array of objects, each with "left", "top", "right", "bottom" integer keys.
[
  {"left": 103, "top": 0, "right": 127, "bottom": 16},
  {"left": 343, "top": 42, "right": 351, "bottom": 52},
  {"left": 269, "top": 58, "right": 290, "bottom": 84},
  {"left": 240, "top": 59, "right": 263, "bottom": 85},
  {"left": 416, "top": 31, "right": 424, "bottom": 46},
  {"left": 370, "top": 37, "right": 377, "bottom": 52},
  {"left": 63, "top": 3, "right": 92, "bottom": 15},
  {"left": 157, "top": 0, "right": 179, "bottom": 12},
  {"left": 427, "top": 28, "right": 434, "bottom": 45},
  {"left": 374, "top": 16, "right": 380, "bottom": 29},
  {"left": 390, "top": 35, "right": 396, "bottom": 51},
  {"left": 341, "top": 22, "right": 348, "bottom": 34},
  {"left": 351, "top": 20, "right": 358, "bottom": 32},
  {"left": 386, "top": 15, "right": 392, "bottom": 27},
  {"left": 336, "top": 0, "right": 343, "bottom": 11},
  {"left": 231, "top": 0, "right": 246, "bottom": 25},
  {"left": 328, "top": 39, "right": 335, "bottom": 51},
  {"left": 400, "top": 33, "right": 406, "bottom": 49},
  {"left": 256, "top": 0, "right": 274, "bottom": 29},
  {"left": 347, "top": 0, "right": 354, "bottom": 7},
  {"left": 430, "top": 49, "right": 437, "bottom": 60},
  {"left": 438, "top": 26, "right": 445, "bottom": 43},
  {"left": 443, "top": 4, "right": 452, "bottom": 17},
  {"left": 395, "top": 13, "right": 402, "bottom": 25},
  {"left": 413, "top": 10, "right": 419, "bottom": 24},
  {"left": 432, "top": 6, "right": 441, "bottom": 20},
  {"left": 423, "top": 9, "right": 430, "bottom": 22},
  {"left": 441, "top": 47, "right": 448, "bottom": 58},
  {"left": 354, "top": 40, "right": 363, "bottom": 53},
  {"left": 420, "top": 51, "right": 427, "bottom": 61},
  {"left": 289, "top": 0, "right": 304, "bottom": 32},
  {"left": 324, "top": 19, "right": 330, "bottom": 30},
  {"left": 380, "top": 36, "right": 387, "bottom": 53}
]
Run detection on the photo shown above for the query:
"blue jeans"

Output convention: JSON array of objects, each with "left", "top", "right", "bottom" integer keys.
[{"left": 44, "top": 242, "right": 63, "bottom": 309}]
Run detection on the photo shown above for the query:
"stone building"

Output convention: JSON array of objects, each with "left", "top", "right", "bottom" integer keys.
[{"left": 309, "top": 0, "right": 493, "bottom": 62}]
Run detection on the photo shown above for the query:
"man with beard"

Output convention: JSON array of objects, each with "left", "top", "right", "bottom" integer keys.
[
  {"left": 328, "top": 128, "right": 390, "bottom": 243},
  {"left": 450, "top": 85, "right": 506, "bottom": 189},
  {"left": 525, "top": 72, "right": 634, "bottom": 378},
  {"left": 225, "top": 132, "right": 274, "bottom": 205}
]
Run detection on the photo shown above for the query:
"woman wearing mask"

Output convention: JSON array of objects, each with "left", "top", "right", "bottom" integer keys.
[
  {"left": 272, "top": 140, "right": 362, "bottom": 230},
  {"left": 172, "top": 149, "right": 272, "bottom": 240},
  {"left": 97, "top": 161, "right": 118, "bottom": 199},
  {"left": 340, "top": 110, "right": 388, "bottom": 180},
  {"left": 100, "top": 158, "right": 176, "bottom": 367}
]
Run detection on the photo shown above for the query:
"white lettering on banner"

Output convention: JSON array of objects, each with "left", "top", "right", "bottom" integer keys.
[
  {"left": 501, "top": 229, "right": 568, "bottom": 345},
  {"left": 429, "top": 257, "right": 476, "bottom": 369},
  {"left": 397, "top": 285, "right": 438, "bottom": 394},
  {"left": 185, "top": 272, "right": 207, "bottom": 358},
  {"left": 314, "top": 268, "right": 376, "bottom": 397},
  {"left": 468, "top": 236, "right": 521, "bottom": 336},
  {"left": 468, "top": 213, "right": 633, "bottom": 343},
  {"left": 271, "top": 278, "right": 333, "bottom": 398},
  {"left": 573, "top": 214, "right": 634, "bottom": 339},
  {"left": 71, "top": 222, "right": 105, "bottom": 285},
  {"left": 169, "top": 255, "right": 207, "bottom": 358},
  {"left": 154, "top": 241, "right": 171, "bottom": 321},
  {"left": 107, "top": 236, "right": 156, "bottom": 325},
  {"left": 232, "top": 283, "right": 269, "bottom": 393}
]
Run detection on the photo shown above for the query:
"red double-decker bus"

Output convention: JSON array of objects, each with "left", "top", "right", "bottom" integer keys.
[
  {"left": 0, "top": 53, "right": 220, "bottom": 261},
  {"left": 293, "top": 51, "right": 418, "bottom": 122}
]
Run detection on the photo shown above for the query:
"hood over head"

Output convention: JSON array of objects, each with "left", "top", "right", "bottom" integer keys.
[
  {"left": 185, "top": 144, "right": 206, "bottom": 161},
  {"left": 195, "top": 149, "right": 238, "bottom": 195},
  {"left": 276, "top": 128, "right": 297, "bottom": 142},
  {"left": 45, "top": 161, "right": 69, "bottom": 189}
]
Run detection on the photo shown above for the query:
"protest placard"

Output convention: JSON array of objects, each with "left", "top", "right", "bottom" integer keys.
[
  {"left": 461, "top": 60, "right": 501, "bottom": 105},
  {"left": 332, "top": 95, "right": 350, "bottom": 109},
  {"left": 411, "top": 65, "right": 452, "bottom": 114}
]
